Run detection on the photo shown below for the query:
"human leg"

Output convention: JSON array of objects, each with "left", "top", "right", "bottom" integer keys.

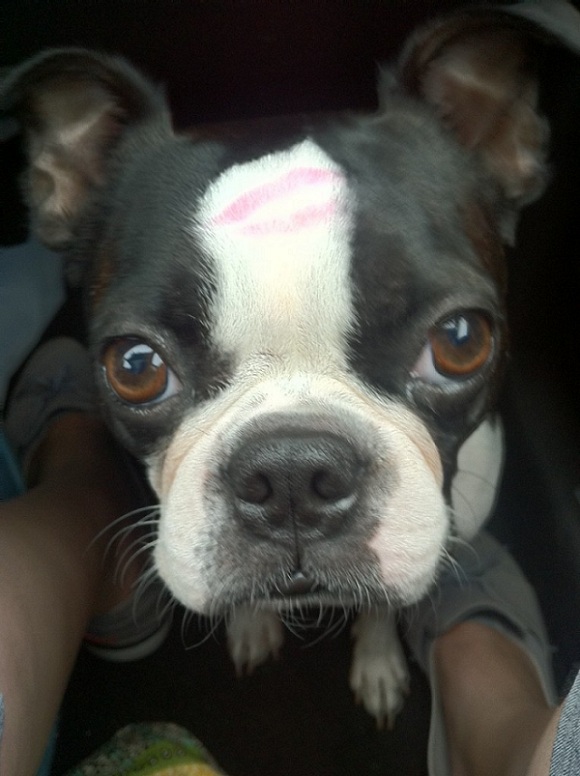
[
  {"left": 0, "top": 338, "right": 168, "bottom": 776},
  {"left": 433, "top": 621, "right": 560, "bottom": 776},
  {"left": 405, "top": 532, "right": 565, "bottom": 776},
  {"left": 0, "top": 412, "right": 138, "bottom": 775}
]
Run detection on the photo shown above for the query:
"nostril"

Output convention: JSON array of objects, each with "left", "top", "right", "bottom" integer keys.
[
  {"left": 234, "top": 472, "right": 272, "bottom": 505},
  {"left": 312, "top": 468, "right": 353, "bottom": 501}
]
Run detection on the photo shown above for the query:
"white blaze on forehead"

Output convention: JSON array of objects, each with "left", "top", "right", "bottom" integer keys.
[{"left": 195, "top": 139, "right": 355, "bottom": 367}]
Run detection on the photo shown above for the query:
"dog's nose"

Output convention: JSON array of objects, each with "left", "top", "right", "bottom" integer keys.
[{"left": 226, "top": 430, "right": 364, "bottom": 538}]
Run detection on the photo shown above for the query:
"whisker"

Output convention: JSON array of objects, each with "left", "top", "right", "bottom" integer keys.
[
  {"left": 180, "top": 608, "right": 193, "bottom": 648},
  {"left": 195, "top": 615, "right": 225, "bottom": 649},
  {"left": 157, "top": 592, "right": 177, "bottom": 624},
  {"left": 130, "top": 564, "right": 160, "bottom": 619},
  {"left": 117, "top": 538, "right": 158, "bottom": 588},
  {"left": 281, "top": 611, "right": 306, "bottom": 639},
  {"left": 183, "top": 611, "right": 224, "bottom": 650},
  {"left": 88, "top": 505, "right": 160, "bottom": 551},
  {"left": 302, "top": 608, "right": 350, "bottom": 648}
]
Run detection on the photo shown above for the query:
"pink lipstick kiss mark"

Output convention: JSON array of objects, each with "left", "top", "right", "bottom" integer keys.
[{"left": 211, "top": 166, "right": 342, "bottom": 236}]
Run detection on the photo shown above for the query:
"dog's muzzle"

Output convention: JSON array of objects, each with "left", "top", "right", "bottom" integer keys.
[{"left": 152, "top": 385, "right": 448, "bottom": 612}]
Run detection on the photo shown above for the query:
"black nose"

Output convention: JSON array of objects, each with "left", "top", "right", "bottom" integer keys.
[{"left": 226, "top": 429, "right": 364, "bottom": 539}]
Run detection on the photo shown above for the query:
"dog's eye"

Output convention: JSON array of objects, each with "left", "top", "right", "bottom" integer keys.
[
  {"left": 101, "top": 338, "right": 179, "bottom": 404},
  {"left": 413, "top": 311, "right": 493, "bottom": 383}
]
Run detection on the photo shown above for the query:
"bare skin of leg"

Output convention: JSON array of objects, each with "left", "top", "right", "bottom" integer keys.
[
  {"left": 0, "top": 413, "right": 142, "bottom": 776},
  {"left": 434, "top": 621, "right": 563, "bottom": 776}
]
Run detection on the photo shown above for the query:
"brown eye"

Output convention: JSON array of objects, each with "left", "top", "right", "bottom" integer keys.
[
  {"left": 101, "top": 338, "right": 177, "bottom": 404},
  {"left": 429, "top": 312, "right": 493, "bottom": 378}
]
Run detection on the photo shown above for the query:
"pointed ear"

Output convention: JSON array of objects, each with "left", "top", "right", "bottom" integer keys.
[
  {"left": 386, "top": 2, "right": 580, "bottom": 214},
  {"left": 0, "top": 49, "right": 172, "bottom": 248}
]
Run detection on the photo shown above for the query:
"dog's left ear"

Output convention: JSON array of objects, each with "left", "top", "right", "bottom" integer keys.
[
  {"left": 388, "top": 0, "right": 580, "bottom": 237},
  {"left": 0, "top": 49, "right": 171, "bottom": 249}
]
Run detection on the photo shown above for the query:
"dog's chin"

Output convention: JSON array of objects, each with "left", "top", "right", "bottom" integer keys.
[
  {"left": 156, "top": 560, "right": 431, "bottom": 617},
  {"left": 194, "top": 589, "right": 399, "bottom": 617},
  {"left": 241, "top": 583, "right": 358, "bottom": 612},
  {"left": 227, "top": 590, "right": 341, "bottom": 614}
]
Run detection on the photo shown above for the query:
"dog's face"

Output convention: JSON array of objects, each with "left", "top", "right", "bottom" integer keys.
[
  {"left": 90, "top": 126, "right": 503, "bottom": 614},
  {"left": 3, "top": 3, "right": 569, "bottom": 617}
]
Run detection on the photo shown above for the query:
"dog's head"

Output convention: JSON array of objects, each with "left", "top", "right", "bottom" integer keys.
[{"left": 3, "top": 2, "right": 578, "bottom": 614}]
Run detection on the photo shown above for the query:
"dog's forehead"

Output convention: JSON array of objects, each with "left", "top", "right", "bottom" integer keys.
[
  {"left": 197, "top": 138, "right": 345, "bottom": 231},
  {"left": 91, "top": 116, "right": 495, "bottom": 381},
  {"left": 193, "top": 139, "right": 356, "bottom": 369}
]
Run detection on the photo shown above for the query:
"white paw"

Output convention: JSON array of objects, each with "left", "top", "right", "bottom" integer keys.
[
  {"left": 227, "top": 607, "right": 284, "bottom": 676},
  {"left": 349, "top": 610, "right": 410, "bottom": 728}
]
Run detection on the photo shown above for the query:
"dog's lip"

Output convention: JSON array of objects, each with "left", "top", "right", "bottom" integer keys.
[{"left": 274, "top": 570, "right": 320, "bottom": 597}]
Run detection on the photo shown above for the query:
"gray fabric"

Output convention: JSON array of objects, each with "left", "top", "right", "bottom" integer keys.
[{"left": 550, "top": 669, "right": 580, "bottom": 775}]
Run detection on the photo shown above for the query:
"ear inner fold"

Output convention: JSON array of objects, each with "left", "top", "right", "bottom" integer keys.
[
  {"left": 25, "top": 80, "right": 124, "bottom": 247},
  {"left": 395, "top": 13, "right": 551, "bottom": 209},
  {"left": 1, "top": 49, "right": 170, "bottom": 248},
  {"left": 420, "top": 29, "right": 548, "bottom": 204}
]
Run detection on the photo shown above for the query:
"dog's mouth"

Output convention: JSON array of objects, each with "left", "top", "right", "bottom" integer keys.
[
  {"left": 257, "top": 569, "right": 358, "bottom": 608},
  {"left": 273, "top": 569, "right": 320, "bottom": 598},
  {"left": 235, "top": 568, "right": 330, "bottom": 607}
]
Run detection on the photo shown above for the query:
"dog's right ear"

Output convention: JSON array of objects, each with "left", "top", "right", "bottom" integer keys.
[
  {"left": 0, "top": 49, "right": 172, "bottom": 248},
  {"left": 385, "top": 0, "right": 580, "bottom": 244}
]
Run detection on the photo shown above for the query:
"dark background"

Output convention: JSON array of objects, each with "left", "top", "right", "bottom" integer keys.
[{"left": 2, "top": 2, "right": 580, "bottom": 774}]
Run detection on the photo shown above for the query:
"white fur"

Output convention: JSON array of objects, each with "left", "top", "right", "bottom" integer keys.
[
  {"left": 226, "top": 607, "right": 284, "bottom": 676},
  {"left": 350, "top": 610, "right": 409, "bottom": 727},
  {"left": 195, "top": 139, "right": 355, "bottom": 371},
  {"left": 452, "top": 416, "right": 504, "bottom": 539}
]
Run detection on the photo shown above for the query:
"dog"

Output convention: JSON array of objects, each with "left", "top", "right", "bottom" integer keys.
[{"left": 2, "top": 0, "right": 578, "bottom": 727}]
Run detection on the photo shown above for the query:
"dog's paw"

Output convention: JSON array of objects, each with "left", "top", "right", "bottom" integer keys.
[
  {"left": 226, "top": 607, "right": 284, "bottom": 676},
  {"left": 349, "top": 611, "right": 410, "bottom": 729}
]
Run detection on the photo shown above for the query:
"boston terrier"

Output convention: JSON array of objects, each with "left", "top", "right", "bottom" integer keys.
[{"left": 3, "top": 1, "right": 578, "bottom": 726}]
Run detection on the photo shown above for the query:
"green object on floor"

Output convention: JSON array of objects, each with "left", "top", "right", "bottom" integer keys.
[{"left": 66, "top": 723, "right": 226, "bottom": 775}]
